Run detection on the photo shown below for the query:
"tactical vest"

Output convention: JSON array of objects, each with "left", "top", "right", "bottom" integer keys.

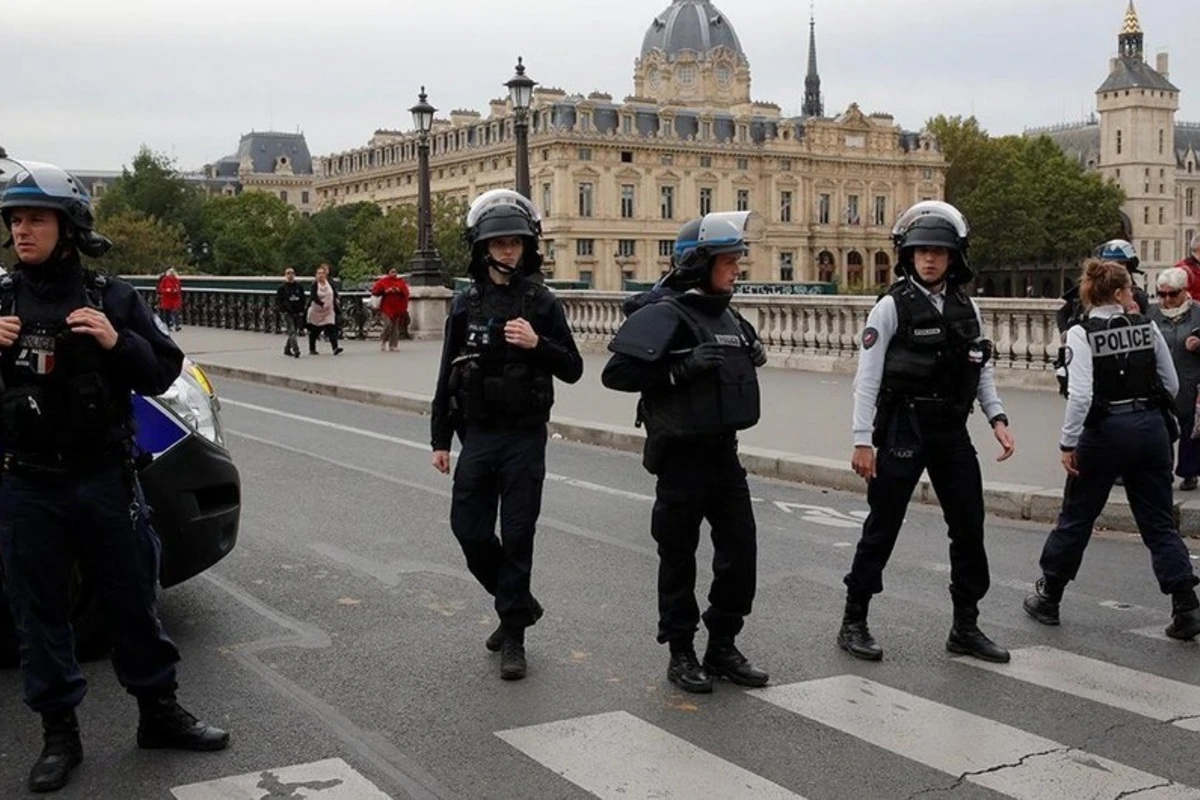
[
  {"left": 1082, "top": 313, "right": 1159, "bottom": 418},
  {"left": 641, "top": 299, "right": 761, "bottom": 438},
  {"left": 880, "top": 281, "right": 982, "bottom": 415},
  {"left": 0, "top": 271, "right": 131, "bottom": 462},
  {"left": 448, "top": 281, "right": 554, "bottom": 428}
]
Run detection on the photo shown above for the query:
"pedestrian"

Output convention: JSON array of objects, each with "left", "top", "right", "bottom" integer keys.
[
  {"left": 1024, "top": 259, "right": 1200, "bottom": 641},
  {"left": 602, "top": 212, "right": 770, "bottom": 694},
  {"left": 1174, "top": 233, "right": 1200, "bottom": 303},
  {"left": 275, "top": 267, "right": 306, "bottom": 358},
  {"left": 306, "top": 264, "right": 343, "bottom": 355},
  {"left": 155, "top": 267, "right": 182, "bottom": 332},
  {"left": 0, "top": 155, "right": 228, "bottom": 794},
  {"left": 841, "top": 200, "right": 1016, "bottom": 664},
  {"left": 371, "top": 267, "right": 410, "bottom": 351},
  {"left": 1148, "top": 267, "right": 1200, "bottom": 491},
  {"left": 429, "top": 189, "right": 582, "bottom": 681}
]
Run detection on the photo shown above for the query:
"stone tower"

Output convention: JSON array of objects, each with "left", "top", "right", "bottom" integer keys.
[{"left": 1096, "top": 1, "right": 1179, "bottom": 270}]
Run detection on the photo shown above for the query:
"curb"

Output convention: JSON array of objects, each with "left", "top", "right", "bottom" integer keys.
[{"left": 199, "top": 362, "right": 1199, "bottom": 538}]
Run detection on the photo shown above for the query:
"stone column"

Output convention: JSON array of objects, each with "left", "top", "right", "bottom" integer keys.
[{"left": 406, "top": 285, "right": 454, "bottom": 340}]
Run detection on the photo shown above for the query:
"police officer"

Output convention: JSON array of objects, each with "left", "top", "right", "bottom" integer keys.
[
  {"left": 1024, "top": 258, "right": 1200, "bottom": 640},
  {"left": 602, "top": 212, "right": 769, "bottom": 694},
  {"left": 1055, "top": 240, "right": 1148, "bottom": 395},
  {"left": 0, "top": 156, "right": 228, "bottom": 794},
  {"left": 841, "top": 201, "right": 1016, "bottom": 664},
  {"left": 430, "top": 190, "right": 582, "bottom": 681}
]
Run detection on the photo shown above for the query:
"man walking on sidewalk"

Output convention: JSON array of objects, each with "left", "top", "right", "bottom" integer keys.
[{"left": 275, "top": 267, "right": 306, "bottom": 358}]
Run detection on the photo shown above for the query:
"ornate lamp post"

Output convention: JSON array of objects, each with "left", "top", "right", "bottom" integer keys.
[
  {"left": 505, "top": 57, "right": 537, "bottom": 200},
  {"left": 407, "top": 86, "right": 444, "bottom": 287}
]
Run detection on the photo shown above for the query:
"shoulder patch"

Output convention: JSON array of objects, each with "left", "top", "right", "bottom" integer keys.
[{"left": 862, "top": 327, "right": 879, "bottom": 350}]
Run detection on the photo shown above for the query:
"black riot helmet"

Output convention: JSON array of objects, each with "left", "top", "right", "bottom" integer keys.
[
  {"left": 0, "top": 155, "right": 112, "bottom": 258},
  {"left": 665, "top": 211, "right": 763, "bottom": 289},
  {"left": 463, "top": 189, "right": 543, "bottom": 278},
  {"left": 892, "top": 200, "right": 971, "bottom": 286}
]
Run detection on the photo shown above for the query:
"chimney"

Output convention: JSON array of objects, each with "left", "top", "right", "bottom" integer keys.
[
  {"left": 1156, "top": 52, "right": 1169, "bottom": 78},
  {"left": 1110, "top": 56, "right": 1119, "bottom": 73}
]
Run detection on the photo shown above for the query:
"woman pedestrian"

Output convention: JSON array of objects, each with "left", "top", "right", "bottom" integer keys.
[
  {"left": 156, "top": 267, "right": 183, "bottom": 331},
  {"left": 306, "top": 264, "right": 343, "bottom": 355},
  {"left": 1149, "top": 266, "right": 1200, "bottom": 490}
]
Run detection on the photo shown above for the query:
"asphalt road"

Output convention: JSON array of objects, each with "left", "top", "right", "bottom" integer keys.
[{"left": 1, "top": 379, "right": 1198, "bottom": 799}]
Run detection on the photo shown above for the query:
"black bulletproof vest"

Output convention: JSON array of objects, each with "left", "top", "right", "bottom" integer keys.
[
  {"left": 449, "top": 280, "right": 554, "bottom": 427},
  {"left": 881, "top": 281, "right": 982, "bottom": 407},
  {"left": 641, "top": 298, "right": 761, "bottom": 438},
  {"left": 1083, "top": 314, "right": 1158, "bottom": 408},
  {"left": 0, "top": 272, "right": 130, "bottom": 459}
]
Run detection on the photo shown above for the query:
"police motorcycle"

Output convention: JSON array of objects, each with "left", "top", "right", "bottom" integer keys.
[{"left": 0, "top": 152, "right": 241, "bottom": 666}]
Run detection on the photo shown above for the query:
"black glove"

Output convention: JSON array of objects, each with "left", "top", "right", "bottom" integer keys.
[
  {"left": 749, "top": 340, "right": 767, "bottom": 367},
  {"left": 670, "top": 341, "right": 725, "bottom": 384}
]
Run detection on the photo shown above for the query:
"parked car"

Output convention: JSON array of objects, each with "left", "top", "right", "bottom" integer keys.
[{"left": 0, "top": 359, "right": 241, "bottom": 666}]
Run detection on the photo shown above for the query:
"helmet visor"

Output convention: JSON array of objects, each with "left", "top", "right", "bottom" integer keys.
[
  {"left": 0, "top": 158, "right": 90, "bottom": 205},
  {"left": 696, "top": 211, "right": 764, "bottom": 249},
  {"left": 891, "top": 200, "right": 969, "bottom": 241},
  {"left": 465, "top": 188, "right": 541, "bottom": 229}
]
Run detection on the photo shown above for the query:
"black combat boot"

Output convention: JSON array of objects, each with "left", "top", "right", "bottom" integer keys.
[
  {"left": 703, "top": 638, "right": 769, "bottom": 687},
  {"left": 499, "top": 629, "right": 527, "bottom": 681},
  {"left": 667, "top": 647, "right": 712, "bottom": 694},
  {"left": 1023, "top": 576, "right": 1065, "bottom": 626},
  {"left": 946, "top": 603, "right": 1010, "bottom": 663},
  {"left": 1165, "top": 589, "right": 1200, "bottom": 641},
  {"left": 837, "top": 598, "right": 883, "bottom": 661},
  {"left": 487, "top": 598, "right": 544, "bottom": 653},
  {"left": 136, "top": 695, "right": 230, "bottom": 751},
  {"left": 28, "top": 710, "right": 83, "bottom": 793}
]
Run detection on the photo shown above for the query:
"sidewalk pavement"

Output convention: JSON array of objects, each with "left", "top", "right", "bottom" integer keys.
[{"left": 174, "top": 327, "right": 1200, "bottom": 536}]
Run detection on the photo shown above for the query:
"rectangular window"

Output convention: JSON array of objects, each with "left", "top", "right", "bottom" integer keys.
[
  {"left": 847, "top": 194, "right": 861, "bottom": 225},
  {"left": 576, "top": 239, "right": 595, "bottom": 257},
  {"left": 818, "top": 193, "right": 831, "bottom": 225},
  {"left": 621, "top": 151, "right": 633, "bottom": 163},
  {"left": 301, "top": 191, "right": 309, "bottom": 204},
  {"left": 542, "top": 183, "right": 552, "bottom": 215},
  {"left": 1159, "top": 206, "right": 1165, "bottom": 225},
  {"left": 659, "top": 240, "right": 674, "bottom": 258},
  {"left": 1155, "top": 240, "right": 1162, "bottom": 261},
  {"left": 661, "top": 153, "right": 674, "bottom": 166},
  {"left": 579, "top": 112, "right": 592, "bottom": 132},
  {"left": 280, "top": 190, "right": 289, "bottom": 202},
  {"left": 544, "top": 240, "right": 556, "bottom": 262},
  {"left": 780, "top": 251, "right": 795, "bottom": 282},
  {"left": 700, "top": 155, "right": 712, "bottom": 168},
  {"left": 660, "top": 186, "right": 675, "bottom": 220},
  {"left": 1187, "top": 188, "right": 1195, "bottom": 218},
  {"left": 873, "top": 196, "right": 886, "bottom": 226},
  {"left": 737, "top": 157, "right": 749, "bottom": 171},
  {"left": 700, "top": 187, "right": 713, "bottom": 216},
  {"left": 579, "top": 270, "right": 593, "bottom": 286},
  {"left": 702, "top": 122, "right": 712, "bottom": 140},
  {"left": 577, "top": 147, "right": 592, "bottom": 161},
  {"left": 779, "top": 159, "right": 792, "bottom": 171},
  {"left": 1142, "top": 239, "right": 1149, "bottom": 258},
  {"left": 922, "top": 168, "right": 933, "bottom": 179},
  {"left": 1144, "top": 207, "right": 1150, "bottom": 224},
  {"left": 620, "top": 184, "right": 635, "bottom": 219},
  {"left": 622, "top": 117, "right": 632, "bottom": 135},
  {"left": 618, "top": 239, "right": 636, "bottom": 258},
  {"left": 780, "top": 190, "right": 793, "bottom": 223},
  {"left": 578, "top": 183, "right": 594, "bottom": 217},
  {"left": 737, "top": 189, "right": 750, "bottom": 212}
]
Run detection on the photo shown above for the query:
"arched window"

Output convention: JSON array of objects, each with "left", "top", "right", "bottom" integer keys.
[
  {"left": 874, "top": 252, "right": 890, "bottom": 285},
  {"left": 817, "top": 250, "right": 835, "bottom": 283}
]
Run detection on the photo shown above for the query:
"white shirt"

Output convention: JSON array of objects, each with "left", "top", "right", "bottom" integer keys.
[
  {"left": 1060, "top": 304, "right": 1178, "bottom": 449},
  {"left": 851, "top": 280, "right": 1005, "bottom": 447}
]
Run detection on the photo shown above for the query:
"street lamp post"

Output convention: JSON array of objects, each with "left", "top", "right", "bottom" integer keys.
[
  {"left": 407, "top": 86, "right": 444, "bottom": 287},
  {"left": 505, "top": 57, "right": 537, "bottom": 200}
]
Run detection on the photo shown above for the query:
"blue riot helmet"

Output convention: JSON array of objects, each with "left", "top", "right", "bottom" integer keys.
[
  {"left": 463, "top": 189, "right": 543, "bottom": 278},
  {"left": 1097, "top": 239, "right": 1140, "bottom": 274},
  {"left": 892, "top": 200, "right": 971, "bottom": 285},
  {"left": 667, "top": 210, "right": 763, "bottom": 289},
  {"left": 0, "top": 155, "right": 112, "bottom": 258}
]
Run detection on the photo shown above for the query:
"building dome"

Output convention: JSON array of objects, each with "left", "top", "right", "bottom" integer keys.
[{"left": 641, "top": 0, "right": 745, "bottom": 62}]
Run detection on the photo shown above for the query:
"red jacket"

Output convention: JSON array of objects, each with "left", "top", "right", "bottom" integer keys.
[
  {"left": 371, "top": 275, "right": 410, "bottom": 319},
  {"left": 1176, "top": 256, "right": 1200, "bottom": 303},
  {"left": 157, "top": 274, "right": 183, "bottom": 310}
]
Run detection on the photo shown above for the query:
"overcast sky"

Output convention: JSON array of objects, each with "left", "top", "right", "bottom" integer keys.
[{"left": 4, "top": 0, "right": 1198, "bottom": 172}]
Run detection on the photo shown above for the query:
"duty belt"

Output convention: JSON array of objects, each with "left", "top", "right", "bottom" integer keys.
[{"left": 1106, "top": 398, "right": 1155, "bottom": 415}]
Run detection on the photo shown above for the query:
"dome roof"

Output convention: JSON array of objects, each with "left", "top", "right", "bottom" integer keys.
[{"left": 641, "top": 0, "right": 745, "bottom": 62}]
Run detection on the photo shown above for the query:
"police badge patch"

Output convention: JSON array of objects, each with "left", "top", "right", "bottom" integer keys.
[
  {"left": 14, "top": 334, "right": 57, "bottom": 375},
  {"left": 862, "top": 327, "right": 879, "bottom": 349}
]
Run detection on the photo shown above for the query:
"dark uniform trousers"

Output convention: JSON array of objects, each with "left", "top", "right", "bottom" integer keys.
[
  {"left": 0, "top": 465, "right": 180, "bottom": 714},
  {"left": 1040, "top": 410, "right": 1199, "bottom": 593},
  {"left": 651, "top": 435, "right": 757, "bottom": 645},
  {"left": 450, "top": 425, "right": 547, "bottom": 629},
  {"left": 846, "top": 421, "right": 991, "bottom": 605}
]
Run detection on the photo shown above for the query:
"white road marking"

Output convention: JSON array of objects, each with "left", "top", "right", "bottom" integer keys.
[
  {"left": 755, "top": 676, "right": 1200, "bottom": 799},
  {"left": 171, "top": 757, "right": 391, "bottom": 799},
  {"left": 952, "top": 646, "right": 1200, "bottom": 733},
  {"left": 497, "top": 711, "right": 803, "bottom": 800}
]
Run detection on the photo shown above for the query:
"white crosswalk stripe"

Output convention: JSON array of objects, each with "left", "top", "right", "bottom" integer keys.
[
  {"left": 497, "top": 710, "right": 803, "bottom": 800},
  {"left": 754, "top": 675, "right": 1200, "bottom": 799},
  {"left": 953, "top": 646, "right": 1200, "bottom": 732}
]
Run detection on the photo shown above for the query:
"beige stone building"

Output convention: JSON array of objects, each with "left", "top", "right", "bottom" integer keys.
[
  {"left": 1036, "top": 2, "right": 1200, "bottom": 280},
  {"left": 314, "top": 1, "right": 945, "bottom": 290},
  {"left": 203, "top": 131, "right": 317, "bottom": 216}
]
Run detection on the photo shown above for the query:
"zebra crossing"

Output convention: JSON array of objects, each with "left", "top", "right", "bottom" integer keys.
[{"left": 497, "top": 645, "right": 1200, "bottom": 800}]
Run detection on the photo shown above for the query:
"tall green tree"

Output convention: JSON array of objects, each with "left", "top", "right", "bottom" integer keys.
[
  {"left": 201, "top": 191, "right": 297, "bottom": 275},
  {"left": 432, "top": 195, "right": 471, "bottom": 280},
  {"left": 95, "top": 147, "right": 205, "bottom": 244},
  {"left": 337, "top": 241, "right": 381, "bottom": 286},
  {"left": 92, "top": 210, "right": 188, "bottom": 275},
  {"left": 308, "top": 202, "right": 382, "bottom": 268},
  {"left": 357, "top": 205, "right": 417, "bottom": 271},
  {"left": 280, "top": 216, "right": 323, "bottom": 275}
]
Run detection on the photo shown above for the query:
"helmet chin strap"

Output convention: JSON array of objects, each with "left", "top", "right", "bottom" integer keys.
[{"left": 485, "top": 254, "right": 518, "bottom": 275}]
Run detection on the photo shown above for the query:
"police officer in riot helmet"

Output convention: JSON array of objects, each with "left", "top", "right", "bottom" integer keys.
[
  {"left": 602, "top": 212, "right": 769, "bottom": 694},
  {"left": 0, "top": 156, "right": 228, "bottom": 794},
  {"left": 430, "top": 190, "right": 582, "bottom": 681},
  {"left": 1025, "top": 259, "right": 1200, "bottom": 640},
  {"left": 843, "top": 200, "right": 1017, "bottom": 664}
]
